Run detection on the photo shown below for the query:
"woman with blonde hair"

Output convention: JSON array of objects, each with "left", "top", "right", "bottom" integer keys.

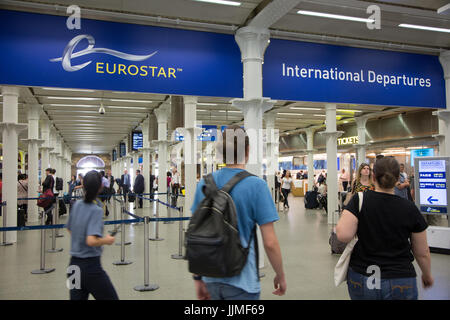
[{"left": 344, "top": 163, "right": 375, "bottom": 205}]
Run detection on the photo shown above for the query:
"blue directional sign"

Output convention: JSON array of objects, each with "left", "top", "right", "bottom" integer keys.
[{"left": 415, "top": 157, "right": 449, "bottom": 215}]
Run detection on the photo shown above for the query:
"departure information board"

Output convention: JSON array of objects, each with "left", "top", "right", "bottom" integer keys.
[
  {"left": 415, "top": 157, "right": 449, "bottom": 215},
  {"left": 132, "top": 131, "right": 143, "bottom": 151}
]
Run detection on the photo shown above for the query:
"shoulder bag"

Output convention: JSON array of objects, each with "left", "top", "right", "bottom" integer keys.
[{"left": 334, "top": 192, "right": 363, "bottom": 287}]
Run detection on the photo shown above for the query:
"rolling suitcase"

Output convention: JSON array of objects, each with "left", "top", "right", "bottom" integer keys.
[
  {"left": 17, "top": 205, "right": 26, "bottom": 227},
  {"left": 304, "top": 190, "right": 319, "bottom": 209}
]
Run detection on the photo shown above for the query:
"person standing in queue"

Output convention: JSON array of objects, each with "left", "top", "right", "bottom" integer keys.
[
  {"left": 133, "top": 169, "right": 144, "bottom": 209},
  {"left": 120, "top": 169, "right": 131, "bottom": 203},
  {"left": 337, "top": 157, "right": 432, "bottom": 300},
  {"left": 41, "top": 168, "right": 55, "bottom": 225},
  {"left": 66, "top": 170, "right": 118, "bottom": 300},
  {"left": 190, "top": 125, "right": 286, "bottom": 300}
]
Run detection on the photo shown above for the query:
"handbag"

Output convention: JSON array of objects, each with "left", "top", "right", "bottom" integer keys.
[
  {"left": 334, "top": 192, "right": 363, "bottom": 287},
  {"left": 37, "top": 189, "right": 54, "bottom": 208}
]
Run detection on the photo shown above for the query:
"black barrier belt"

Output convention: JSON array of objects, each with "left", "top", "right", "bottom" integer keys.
[
  {"left": 123, "top": 210, "right": 142, "bottom": 220},
  {"left": 16, "top": 192, "right": 169, "bottom": 202}
]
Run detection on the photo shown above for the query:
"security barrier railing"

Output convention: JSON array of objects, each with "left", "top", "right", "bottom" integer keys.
[{"left": 0, "top": 192, "right": 190, "bottom": 294}]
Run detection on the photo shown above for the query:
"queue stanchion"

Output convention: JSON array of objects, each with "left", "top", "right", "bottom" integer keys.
[
  {"left": 47, "top": 205, "right": 63, "bottom": 253},
  {"left": 149, "top": 200, "right": 164, "bottom": 241},
  {"left": 32, "top": 206, "right": 56, "bottom": 274},
  {"left": 0, "top": 203, "right": 13, "bottom": 246},
  {"left": 113, "top": 206, "right": 132, "bottom": 266},
  {"left": 134, "top": 215, "right": 159, "bottom": 292},
  {"left": 171, "top": 207, "right": 185, "bottom": 260},
  {"left": 55, "top": 195, "right": 63, "bottom": 238},
  {"left": 115, "top": 200, "right": 130, "bottom": 246}
]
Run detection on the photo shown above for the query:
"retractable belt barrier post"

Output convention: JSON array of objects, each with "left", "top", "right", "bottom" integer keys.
[
  {"left": 116, "top": 198, "right": 131, "bottom": 246},
  {"left": 113, "top": 204, "right": 132, "bottom": 266},
  {"left": 32, "top": 206, "right": 56, "bottom": 274},
  {"left": 171, "top": 206, "right": 185, "bottom": 260},
  {"left": 149, "top": 199, "right": 164, "bottom": 241},
  {"left": 0, "top": 203, "right": 13, "bottom": 246},
  {"left": 55, "top": 195, "right": 63, "bottom": 238},
  {"left": 47, "top": 205, "right": 63, "bottom": 253},
  {"left": 134, "top": 215, "right": 159, "bottom": 292}
]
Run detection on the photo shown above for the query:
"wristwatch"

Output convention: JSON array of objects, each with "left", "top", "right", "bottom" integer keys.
[{"left": 193, "top": 275, "right": 202, "bottom": 281}]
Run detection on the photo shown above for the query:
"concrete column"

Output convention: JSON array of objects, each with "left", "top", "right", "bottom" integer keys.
[
  {"left": 182, "top": 96, "right": 202, "bottom": 217},
  {"left": 39, "top": 119, "right": 52, "bottom": 180},
  {"left": 142, "top": 118, "right": 151, "bottom": 208},
  {"left": 305, "top": 128, "right": 316, "bottom": 192},
  {"left": 23, "top": 104, "right": 44, "bottom": 223},
  {"left": 438, "top": 51, "right": 450, "bottom": 157},
  {"left": 49, "top": 129, "right": 58, "bottom": 170},
  {"left": 232, "top": 26, "right": 275, "bottom": 177},
  {"left": 355, "top": 116, "right": 369, "bottom": 167},
  {"left": 232, "top": 26, "right": 275, "bottom": 269},
  {"left": 1, "top": 86, "right": 27, "bottom": 243},
  {"left": 319, "top": 104, "right": 343, "bottom": 224},
  {"left": 264, "top": 112, "right": 279, "bottom": 197},
  {"left": 154, "top": 104, "right": 170, "bottom": 216},
  {"left": 205, "top": 142, "right": 214, "bottom": 174}
]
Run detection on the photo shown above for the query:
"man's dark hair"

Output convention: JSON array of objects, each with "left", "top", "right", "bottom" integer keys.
[
  {"left": 136, "top": 170, "right": 141, "bottom": 174},
  {"left": 83, "top": 170, "right": 102, "bottom": 203},
  {"left": 100, "top": 171, "right": 105, "bottom": 177},
  {"left": 373, "top": 156, "right": 400, "bottom": 189},
  {"left": 45, "top": 168, "right": 52, "bottom": 173},
  {"left": 218, "top": 125, "right": 249, "bottom": 165},
  {"left": 51, "top": 168, "right": 56, "bottom": 174}
]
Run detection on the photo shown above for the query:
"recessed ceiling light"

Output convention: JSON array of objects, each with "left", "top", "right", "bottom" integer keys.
[
  {"left": 313, "top": 114, "right": 326, "bottom": 117},
  {"left": 198, "top": 103, "right": 218, "bottom": 106},
  {"left": 193, "top": 0, "right": 241, "bottom": 7},
  {"left": 278, "top": 113, "right": 303, "bottom": 116},
  {"left": 399, "top": 23, "right": 450, "bottom": 34},
  {"left": 338, "top": 109, "right": 362, "bottom": 113},
  {"left": 297, "top": 10, "right": 374, "bottom": 23},
  {"left": 46, "top": 96, "right": 100, "bottom": 101},
  {"left": 289, "top": 107, "right": 321, "bottom": 111},
  {"left": 41, "top": 87, "right": 95, "bottom": 92},
  {"left": 108, "top": 99, "right": 152, "bottom": 103}
]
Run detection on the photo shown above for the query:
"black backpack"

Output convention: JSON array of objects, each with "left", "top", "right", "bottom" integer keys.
[
  {"left": 185, "top": 171, "right": 259, "bottom": 278},
  {"left": 55, "top": 177, "right": 63, "bottom": 191}
]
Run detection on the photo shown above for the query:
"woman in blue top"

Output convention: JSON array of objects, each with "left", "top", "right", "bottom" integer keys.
[{"left": 66, "top": 170, "right": 118, "bottom": 300}]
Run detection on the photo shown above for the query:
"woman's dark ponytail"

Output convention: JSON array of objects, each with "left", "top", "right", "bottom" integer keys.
[
  {"left": 83, "top": 170, "right": 102, "bottom": 203},
  {"left": 373, "top": 157, "right": 400, "bottom": 189}
]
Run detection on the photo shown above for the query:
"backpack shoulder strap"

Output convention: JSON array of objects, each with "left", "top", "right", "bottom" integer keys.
[
  {"left": 202, "top": 173, "right": 218, "bottom": 198},
  {"left": 221, "top": 170, "right": 255, "bottom": 194}
]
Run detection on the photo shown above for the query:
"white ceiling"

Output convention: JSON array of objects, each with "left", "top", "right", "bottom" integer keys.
[{"left": 0, "top": 0, "right": 447, "bottom": 154}]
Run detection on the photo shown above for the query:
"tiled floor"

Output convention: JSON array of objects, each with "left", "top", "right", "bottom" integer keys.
[{"left": 0, "top": 195, "right": 449, "bottom": 300}]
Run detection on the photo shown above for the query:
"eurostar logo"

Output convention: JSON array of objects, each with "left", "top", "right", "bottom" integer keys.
[{"left": 50, "top": 34, "right": 157, "bottom": 72}]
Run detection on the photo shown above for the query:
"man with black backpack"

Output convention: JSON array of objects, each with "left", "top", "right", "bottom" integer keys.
[{"left": 187, "top": 125, "right": 286, "bottom": 300}]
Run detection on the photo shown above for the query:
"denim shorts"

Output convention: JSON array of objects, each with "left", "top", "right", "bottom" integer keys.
[
  {"left": 347, "top": 267, "right": 418, "bottom": 300},
  {"left": 205, "top": 283, "right": 260, "bottom": 300}
]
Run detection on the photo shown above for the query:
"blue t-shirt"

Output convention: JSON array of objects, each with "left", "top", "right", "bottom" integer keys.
[
  {"left": 394, "top": 172, "right": 408, "bottom": 199},
  {"left": 190, "top": 168, "right": 279, "bottom": 294},
  {"left": 67, "top": 200, "right": 104, "bottom": 258}
]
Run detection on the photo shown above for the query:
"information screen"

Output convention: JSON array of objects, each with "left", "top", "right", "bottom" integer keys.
[
  {"left": 415, "top": 157, "right": 449, "bottom": 214},
  {"left": 410, "top": 148, "right": 434, "bottom": 166},
  {"left": 175, "top": 125, "right": 217, "bottom": 142},
  {"left": 132, "top": 131, "right": 143, "bottom": 150},
  {"left": 112, "top": 149, "right": 117, "bottom": 161},
  {"left": 119, "top": 142, "right": 126, "bottom": 157}
]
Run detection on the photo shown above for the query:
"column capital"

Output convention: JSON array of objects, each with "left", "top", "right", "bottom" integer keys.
[
  {"left": 437, "top": 109, "right": 450, "bottom": 122},
  {"left": 0, "top": 123, "right": 27, "bottom": 132},
  {"left": 355, "top": 115, "right": 370, "bottom": 128},
  {"left": 154, "top": 104, "right": 169, "bottom": 124},
  {"left": 235, "top": 26, "right": 270, "bottom": 62},
  {"left": 318, "top": 130, "right": 344, "bottom": 139},
  {"left": 20, "top": 138, "right": 45, "bottom": 146},
  {"left": 1, "top": 86, "right": 19, "bottom": 97},
  {"left": 439, "top": 50, "right": 450, "bottom": 80},
  {"left": 232, "top": 97, "right": 276, "bottom": 114}
]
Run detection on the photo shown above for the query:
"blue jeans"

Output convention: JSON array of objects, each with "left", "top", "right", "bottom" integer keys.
[
  {"left": 347, "top": 267, "right": 418, "bottom": 300},
  {"left": 206, "top": 283, "right": 260, "bottom": 300}
]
